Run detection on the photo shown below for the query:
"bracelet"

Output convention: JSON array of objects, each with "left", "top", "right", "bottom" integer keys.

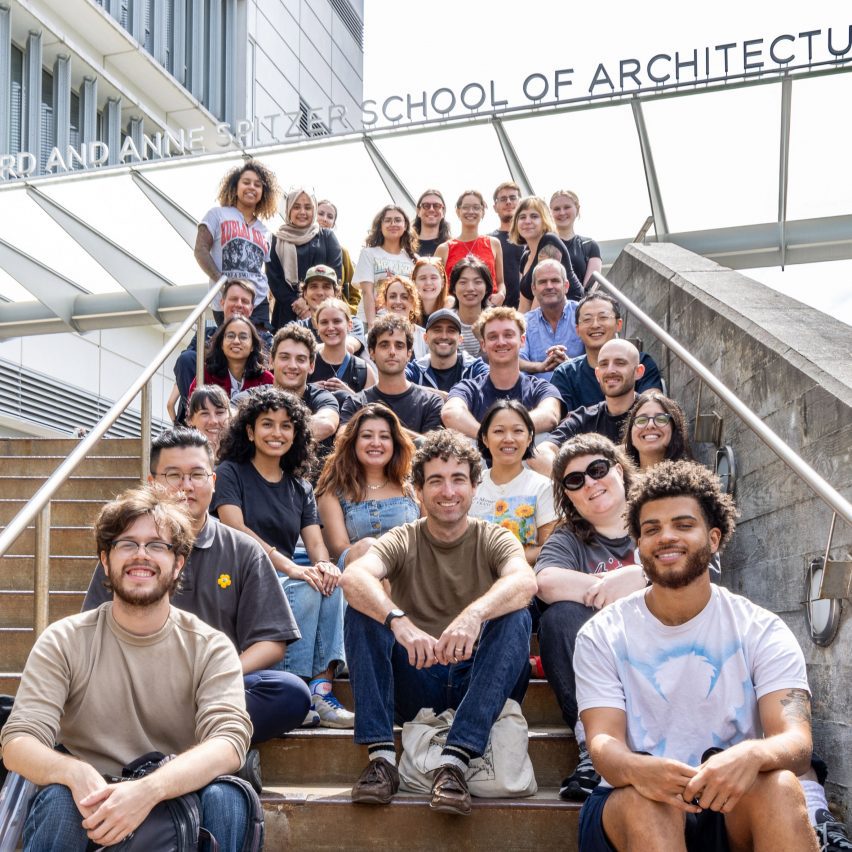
[{"left": 267, "top": 546, "right": 277, "bottom": 558}]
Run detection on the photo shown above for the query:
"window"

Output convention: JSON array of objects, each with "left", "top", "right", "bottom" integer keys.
[
  {"left": 40, "top": 67, "right": 55, "bottom": 170},
  {"left": 10, "top": 44, "right": 23, "bottom": 156}
]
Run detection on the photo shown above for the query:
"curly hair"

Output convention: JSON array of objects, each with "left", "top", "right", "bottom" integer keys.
[
  {"left": 476, "top": 400, "right": 535, "bottom": 465},
  {"left": 552, "top": 434, "right": 637, "bottom": 543},
  {"left": 205, "top": 316, "right": 267, "bottom": 380},
  {"left": 218, "top": 386, "right": 315, "bottom": 478},
  {"left": 365, "top": 204, "right": 419, "bottom": 257},
  {"left": 622, "top": 392, "right": 693, "bottom": 468},
  {"left": 216, "top": 159, "right": 280, "bottom": 220},
  {"left": 626, "top": 459, "right": 738, "bottom": 550},
  {"left": 413, "top": 189, "right": 451, "bottom": 244},
  {"left": 474, "top": 305, "right": 526, "bottom": 340},
  {"left": 508, "top": 196, "right": 558, "bottom": 245},
  {"left": 315, "top": 403, "right": 415, "bottom": 501},
  {"left": 377, "top": 275, "right": 423, "bottom": 326},
  {"left": 448, "top": 255, "right": 494, "bottom": 307},
  {"left": 367, "top": 312, "right": 414, "bottom": 353},
  {"left": 411, "top": 429, "right": 483, "bottom": 490},
  {"left": 271, "top": 323, "right": 317, "bottom": 363}
]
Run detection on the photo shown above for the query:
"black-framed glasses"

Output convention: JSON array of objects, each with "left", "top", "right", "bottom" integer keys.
[
  {"left": 562, "top": 458, "right": 614, "bottom": 491},
  {"left": 111, "top": 539, "right": 174, "bottom": 556},
  {"left": 155, "top": 471, "right": 214, "bottom": 486},
  {"left": 633, "top": 413, "right": 673, "bottom": 428},
  {"left": 418, "top": 201, "right": 444, "bottom": 210}
]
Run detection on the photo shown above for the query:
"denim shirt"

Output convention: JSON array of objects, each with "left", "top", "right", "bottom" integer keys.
[{"left": 340, "top": 495, "right": 420, "bottom": 543}]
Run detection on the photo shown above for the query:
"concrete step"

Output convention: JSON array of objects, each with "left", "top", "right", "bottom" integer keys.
[
  {"left": 0, "top": 499, "right": 106, "bottom": 527},
  {"left": 260, "top": 785, "right": 579, "bottom": 851},
  {"left": 257, "top": 727, "right": 577, "bottom": 789},
  {"left": 0, "top": 476, "right": 138, "bottom": 500},
  {"left": 0, "top": 590, "right": 83, "bottom": 628},
  {"left": 0, "top": 556, "right": 96, "bottom": 591},
  {"left": 0, "top": 456, "right": 140, "bottom": 477},
  {"left": 0, "top": 629, "right": 35, "bottom": 671},
  {"left": 0, "top": 437, "right": 141, "bottom": 457},
  {"left": 2, "top": 527, "right": 95, "bottom": 556}
]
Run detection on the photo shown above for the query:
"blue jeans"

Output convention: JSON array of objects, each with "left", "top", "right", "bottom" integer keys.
[
  {"left": 24, "top": 781, "right": 249, "bottom": 852},
  {"left": 280, "top": 578, "right": 346, "bottom": 679},
  {"left": 244, "top": 670, "right": 311, "bottom": 742},
  {"left": 344, "top": 607, "right": 531, "bottom": 757}
]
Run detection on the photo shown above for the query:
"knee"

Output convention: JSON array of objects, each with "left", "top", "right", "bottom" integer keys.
[
  {"left": 742, "top": 768, "right": 804, "bottom": 807},
  {"left": 610, "top": 786, "right": 683, "bottom": 824},
  {"left": 539, "top": 600, "right": 592, "bottom": 642},
  {"left": 201, "top": 781, "right": 249, "bottom": 818}
]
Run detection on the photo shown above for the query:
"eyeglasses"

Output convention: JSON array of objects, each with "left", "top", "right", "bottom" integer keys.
[
  {"left": 577, "top": 313, "right": 616, "bottom": 326},
  {"left": 460, "top": 205, "right": 483, "bottom": 213},
  {"left": 224, "top": 332, "right": 251, "bottom": 342},
  {"left": 495, "top": 195, "right": 519, "bottom": 204},
  {"left": 111, "top": 539, "right": 174, "bottom": 555},
  {"left": 634, "top": 413, "right": 673, "bottom": 428},
  {"left": 155, "top": 470, "right": 214, "bottom": 486},
  {"left": 562, "top": 458, "right": 614, "bottom": 491},
  {"left": 419, "top": 202, "right": 444, "bottom": 210},
  {"left": 382, "top": 217, "right": 405, "bottom": 226}
]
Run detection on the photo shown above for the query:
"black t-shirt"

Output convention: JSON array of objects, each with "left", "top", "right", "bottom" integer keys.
[
  {"left": 563, "top": 234, "right": 601, "bottom": 284},
  {"left": 416, "top": 236, "right": 441, "bottom": 257},
  {"left": 519, "top": 233, "right": 583, "bottom": 303},
  {"left": 340, "top": 384, "right": 444, "bottom": 435},
  {"left": 430, "top": 361, "right": 464, "bottom": 392},
  {"left": 550, "top": 400, "right": 630, "bottom": 446},
  {"left": 491, "top": 229, "right": 523, "bottom": 309}
]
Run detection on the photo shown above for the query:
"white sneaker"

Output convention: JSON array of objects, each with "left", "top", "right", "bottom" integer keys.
[
  {"left": 312, "top": 692, "right": 355, "bottom": 728},
  {"left": 301, "top": 707, "right": 320, "bottom": 728}
]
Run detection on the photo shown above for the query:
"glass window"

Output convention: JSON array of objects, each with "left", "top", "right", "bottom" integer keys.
[
  {"left": 40, "top": 68, "right": 55, "bottom": 172},
  {"left": 10, "top": 45, "right": 23, "bottom": 156},
  {"left": 69, "top": 91, "right": 81, "bottom": 167}
]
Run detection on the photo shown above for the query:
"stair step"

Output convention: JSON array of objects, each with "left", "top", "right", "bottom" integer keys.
[
  {"left": 0, "top": 629, "right": 35, "bottom": 671},
  {"left": 260, "top": 785, "right": 579, "bottom": 850},
  {"left": 0, "top": 456, "right": 140, "bottom": 477},
  {"left": 0, "top": 590, "right": 84, "bottom": 627},
  {"left": 0, "top": 499, "right": 106, "bottom": 527},
  {"left": 257, "top": 727, "right": 576, "bottom": 789},
  {"left": 0, "top": 673, "right": 20, "bottom": 694},
  {"left": 1, "top": 527, "right": 96, "bottom": 556},
  {"left": 0, "top": 437, "right": 141, "bottom": 457},
  {"left": 0, "top": 556, "right": 96, "bottom": 591},
  {"left": 0, "top": 476, "right": 137, "bottom": 500}
]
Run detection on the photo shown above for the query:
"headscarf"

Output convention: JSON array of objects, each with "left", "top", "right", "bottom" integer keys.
[{"left": 275, "top": 187, "right": 320, "bottom": 287}]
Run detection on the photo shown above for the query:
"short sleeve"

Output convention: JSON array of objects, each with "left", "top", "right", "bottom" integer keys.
[
  {"left": 309, "top": 387, "right": 340, "bottom": 413},
  {"left": 535, "top": 528, "right": 585, "bottom": 575},
  {"left": 550, "top": 359, "right": 579, "bottom": 411},
  {"left": 210, "top": 461, "right": 245, "bottom": 513},
  {"left": 637, "top": 354, "right": 663, "bottom": 394},
  {"left": 369, "top": 525, "right": 411, "bottom": 581},
  {"left": 534, "top": 475, "right": 557, "bottom": 526},
  {"left": 484, "top": 524, "right": 526, "bottom": 574},
  {"left": 575, "top": 620, "right": 627, "bottom": 714},
  {"left": 300, "top": 480, "right": 321, "bottom": 529},
  {"left": 200, "top": 207, "right": 220, "bottom": 237},
  {"left": 340, "top": 392, "right": 365, "bottom": 426},
  {"left": 750, "top": 615, "right": 809, "bottom": 700},
  {"left": 446, "top": 378, "right": 477, "bottom": 407},
  {"left": 526, "top": 376, "right": 564, "bottom": 409},
  {"left": 353, "top": 248, "right": 375, "bottom": 286},
  {"left": 584, "top": 238, "right": 602, "bottom": 260},
  {"left": 420, "top": 393, "right": 444, "bottom": 433}
]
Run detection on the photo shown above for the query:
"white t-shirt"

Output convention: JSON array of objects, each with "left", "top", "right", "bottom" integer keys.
[
  {"left": 200, "top": 206, "right": 271, "bottom": 309},
  {"left": 353, "top": 246, "right": 415, "bottom": 289},
  {"left": 470, "top": 466, "right": 556, "bottom": 546},
  {"left": 575, "top": 584, "right": 809, "bottom": 785}
]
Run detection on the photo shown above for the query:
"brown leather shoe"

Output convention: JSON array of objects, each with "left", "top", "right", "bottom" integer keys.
[
  {"left": 429, "top": 764, "right": 472, "bottom": 816},
  {"left": 351, "top": 757, "right": 399, "bottom": 805}
]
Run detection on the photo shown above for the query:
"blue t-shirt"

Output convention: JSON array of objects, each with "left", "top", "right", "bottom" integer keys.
[
  {"left": 550, "top": 352, "right": 662, "bottom": 412},
  {"left": 447, "top": 372, "right": 564, "bottom": 421}
]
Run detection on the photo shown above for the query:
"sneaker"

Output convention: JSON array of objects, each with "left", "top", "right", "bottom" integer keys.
[
  {"left": 351, "top": 758, "right": 399, "bottom": 805},
  {"left": 430, "top": 764, "right": 472, "bottom": 816},
  {"left": 559, "top": 746, "right": 600, "bottom": 801},
  {"left": 815, "top": 808, "right": 852, "bottom": 852},
  {"left": 235, "top": 748, "right": 263, "bottom": 795},
  {"left": 313, "top": 692, "right": 355, "bottom": 728},
  {"left": 300, "top": 707, "right": 320, "bottom": 728}
]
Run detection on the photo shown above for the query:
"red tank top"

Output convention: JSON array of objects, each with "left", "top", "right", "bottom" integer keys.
[{"left": 445, "top": 235, "right": 496, "bottom": 283}]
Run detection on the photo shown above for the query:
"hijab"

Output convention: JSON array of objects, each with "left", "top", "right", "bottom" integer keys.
[{"left": 274, "top": 187, "right": 320, "bottom": 286}]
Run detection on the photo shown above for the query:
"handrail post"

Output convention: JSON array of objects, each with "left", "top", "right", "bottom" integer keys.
[
  {"left": 33, "top": 504, "right": 51, "bottom": 637},
  {"left": 140, "top": 379, "right": 152, "bottom": 482},
  {"left": 195, "top": 309, "right": 206, "bottom": 391}
]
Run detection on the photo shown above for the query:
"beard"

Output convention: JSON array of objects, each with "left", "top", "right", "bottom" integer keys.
[
  {"left": 105, "top": 558, "right": 179, "bottom": 608},
  {"left": 644, "top": 542, "right": 712, "bottom": 590}
]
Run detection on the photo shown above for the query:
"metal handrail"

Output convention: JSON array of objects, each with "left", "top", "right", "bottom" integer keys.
[
  {"left": 0, "top": 276, "right": 226, "bottom": 632},
  {"left": 590, "top": 271, "right": 852, "bottom": 526}
]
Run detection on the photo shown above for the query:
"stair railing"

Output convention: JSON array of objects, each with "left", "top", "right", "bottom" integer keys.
[{"left": 0, "top": 276, "right": 225, "bottom": 636}]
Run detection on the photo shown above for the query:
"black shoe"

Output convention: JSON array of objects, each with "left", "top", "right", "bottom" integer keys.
[
  {"left": 815, "top": 808, "right": 852, "bottom": 852},
  {"left": 429, "top": 764, "right": 472, "bottom": 816},
  {"left": 235, "top": 748, "right": 262, "bottom": 795},
  {"left": 559, "top": 746, "right": 600, "bottom": 802},
  {"left": 351, "top": 757, "right": 400, "bottom": 805}
]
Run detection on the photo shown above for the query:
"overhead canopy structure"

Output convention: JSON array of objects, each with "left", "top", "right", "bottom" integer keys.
[{"left": 0, "top": 64, "right": 850, "bottom": 338}]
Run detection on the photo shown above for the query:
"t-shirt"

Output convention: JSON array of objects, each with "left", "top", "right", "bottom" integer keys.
[
  {"left": 309, "top": 353, "right": 371, "bottom": 399},
  {"left": 534, "top": 527, "right": 639, "bottom": 576},
  {"left": 430, "top": 361, "right": 465, "bottom": 392},
  {"left": 82, "top": 516, "right": 301, "bottom": 649},
  {"left": 371, "top": 517, "right": 525, "bottom": 637},
  {"left": 519, "top": 233, "right": 583, "bottom": 303},
  {"left": 200, "top": 206, "right": 271, "bottom": 310},
  {"left": 470, "top": 466, "right": 556, "bottom": 546},
  {"left": 575, "top": 585, "right": 810, "bottom": 785},
  {"left": 550, "top": 352, "right": 662, "bottom": 412},
  {"left": 549, "top": 399, "right": 631, "bottom": 446},
  {"left": 447, "top": 372, "right": 564, "bottom": 423},
  {"left": 212, "top": 460, "right": 319, "bottom": 558},
  {"left": 0, "top": 603, "right": 251, "bottom": 776},
  {"left": 416, "top": 236, "right": 441, "bottom": 256},
  {"left": 491, "top": 229, "right": 523, "bottom": 309},
  {"left": 353, "top": 246, "right": 415, "bottom": 288},
  {"left": 340, "top": 384, "right": 444, "bottom": 435},
  {"left": 458, "top": 316, "right": 482, "bottom": 358},
  {"left": 563, "top": 234, "right": 601, "bottom": 284}
]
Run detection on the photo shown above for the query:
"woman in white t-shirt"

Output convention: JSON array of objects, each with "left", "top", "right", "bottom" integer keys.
[
  {"left": 471, "top": 400, "right": 557, "bottom": 565},
  {"left": 354, "top": 204, "right": 417, "bottom": 327}
]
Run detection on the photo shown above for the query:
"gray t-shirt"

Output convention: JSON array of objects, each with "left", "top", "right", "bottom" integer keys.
[
  {"left": 534, "top": 526, "right": 639, "bottom": 577},
  {"left": 83, "top": 516, "right": 300, "bottom": 648}
]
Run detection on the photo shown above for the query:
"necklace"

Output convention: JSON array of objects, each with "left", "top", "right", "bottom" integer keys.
[
  {"left": 457, "top": 237, "right": 479, "bottom": 251},
  {"left": 366, "top": 479, "right": 388, "bottom": 491}
]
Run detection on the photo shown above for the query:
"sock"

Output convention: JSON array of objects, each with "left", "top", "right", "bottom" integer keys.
[
  {"left": 440, "top": 744, "right": 474, "bottom": 772},
  {"left": 309, "top": 678, "right": 332, "bottom": 697},
  {"left": 800, "top": 779, "right": 829, "bottom": 826},
  {"left": 368, "top": 743, "right": 396, "bottom": 765}
]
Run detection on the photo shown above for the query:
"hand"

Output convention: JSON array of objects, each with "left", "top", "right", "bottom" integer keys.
[
  {"left": 391, "top": 617, "right": 438, "bottom": 669},
  {"left": 66, "top": 761, "right": 109, "bottom": 819},
  {"left": 543, "top": 345, "right": 568, "bottom": 369},
  {"left": 315, "top": 560, "right": 341, "bottom": 595},
  {"left": 292, "top": 297, "right": 311, "bottom": 319},
  {"left": 682, "top": 744, "right": 762, "bottom": 813},
  {"left": 434, "top": 610, "right": 482, "bottom": 665},
  {"left": 80, "top": 780, "right": 156, "bottom": 846},
  {"left": 584, "top": 567, "right": 646, "bottom": 609},
  {"left": 627, "top": 755, "right": 702, "bottom": 814},
  {"left": 291, "top": 562, "right": 323, "bottom": 592},
  {"left": 316, "top": 377, "right": 355, "bottom": 395},
  {"left": 488, "top": 290, "right": 506, "bottom": 307}
]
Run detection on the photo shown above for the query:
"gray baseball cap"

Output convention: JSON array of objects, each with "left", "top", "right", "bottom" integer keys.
[{"left": 424, "top": 308, "right": 462, "bottom": 332}]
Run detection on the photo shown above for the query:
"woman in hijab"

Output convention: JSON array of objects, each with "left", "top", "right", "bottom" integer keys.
[{"left": 267, "top": 187, "right": 343, "bottom": 329}]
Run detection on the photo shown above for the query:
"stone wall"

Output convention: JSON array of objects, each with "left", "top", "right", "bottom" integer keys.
[{"left": 608, "top": 243, "right": 852, "bottom": 817}]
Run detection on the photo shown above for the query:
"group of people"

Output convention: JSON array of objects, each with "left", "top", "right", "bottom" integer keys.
[{"left": 3, "top": 159, "right": 848, "bottom": 852}]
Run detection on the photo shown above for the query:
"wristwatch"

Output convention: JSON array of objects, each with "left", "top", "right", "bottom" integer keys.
[{"left": 383, "top": 608, "right": 406, "bottom": 630}]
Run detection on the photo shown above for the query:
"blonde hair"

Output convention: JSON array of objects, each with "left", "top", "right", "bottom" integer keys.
[{"left": 509, "top": 196, "right": 557, "bottom": 245}]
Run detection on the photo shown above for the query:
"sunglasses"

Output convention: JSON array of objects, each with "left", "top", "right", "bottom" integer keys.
[
  {"left": 562, "top": 458, "right": 614, "bottom": 491},
  {"left": 634, "top": 413, "right": 673, "bottom": 428}
]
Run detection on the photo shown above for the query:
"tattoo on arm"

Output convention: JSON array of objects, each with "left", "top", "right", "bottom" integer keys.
[{"left": 779, "top": 688, "right": 812, "bottom": 724}]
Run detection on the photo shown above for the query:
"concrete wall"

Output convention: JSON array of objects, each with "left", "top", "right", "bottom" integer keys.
[{"left": 609, "top": 242, "right": 852, "bottom": 817}]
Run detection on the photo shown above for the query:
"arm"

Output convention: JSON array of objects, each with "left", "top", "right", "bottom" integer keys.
[
  {"left": 239, "top": 640, "right": 284, "bottom": 672},
  {"left": 524, "top": 519, "right": 557, "bottom": 566},
  {"left": 440, "top": 396, "right": 479, "bottom": 438},
  {"left": 489, "top": 237, "right": 506, "bottom": 306},
  {"left": 583, "top": 256, "right": 603, "bottom": 288},
  {"left": 536, "top": 565, "right": 600, "bottom": 605},
  {"left": 317, "top": 492, "right": 353, "bottom": 561},
  {"left": 359, "top": 281, "right": 376, "bottom": 327},
  {"left": 309, "top": 406, "right": 339, "bottom": 441},
  {"left": 520, "top": 347, "right": 568, "bottom": 376},
  {"left": 435, "top": 242, "right": 449, "bottom": 269},
  {"left": 518, "top": 294, "right": 533, "bottom": 313},
  {"left": 527, "top": 396, "right": 561, "bottom": 434},
  {"left": 582, "top": 565, "right": 647, "bottom": 609},
  {"left": 194, "top": 225, "right": 220, "bottom": 281},
  {"left": 528, "top": 441, "right": 557, "bottom": 476}
]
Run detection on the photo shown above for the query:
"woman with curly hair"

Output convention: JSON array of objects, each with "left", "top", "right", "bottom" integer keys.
[
  {"left": 622, "top": 391, "right": 693, "bottom": 470},
  {"left": 411, "top": 256, "right": 454, "bottom": 324},
  {"left": 354, "top": 204, "right": 418, "bottom": 327},
  {"left": 213, "top": 386, "right": 353, "bottom": 728},
  {"left": 316, "top": 404, "right": 419, "bottom": 570},
  {"left": 195, "top": 159, "right": 280, "bottom": 327},
  {"left": 471, "top": 400, "right": 556, "bottom": 566},
  {"left": 187, "top": 316, "right": 273, "bottom": 400},
  {"left": 376, "top": 275, "right": 427, "bottom": 359},
  {"left": 534, "top": 433, "right": 646, "bottom": 803}
]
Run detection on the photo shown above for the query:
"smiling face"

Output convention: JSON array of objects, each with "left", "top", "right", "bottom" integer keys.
[
  {"left": 317, "top": 202, "right": 336, "bottom": 229},
  {"left": 236, "top": 169, "right": 263, "bottom": 211},
  {"left": 355, "top": 416, "right": 394, "bottom": 471},
  {"left": 517, "top": 208, "right": 544, "bottom": 242},
  {"left": 416, "top": 456, "right": 474, "bottom": 529},
  {"left": 187, "top": 401, "right": 230, "bottom": 453},
  {"left": 221, "top": 319, "right": 253, "bottom": 364},
  {"left": 455, "top": 267, "right": 488, "bottom": 308},
  {"left": 576, "top": 298, "right": 622, "bottom": 352},
  {"left": 563, "top": 453, "right": 625, "bottom": 525},
  {"left": 222, "top": 283, "right": 254, "bottom": 319},
  {"left": 304, "top": 277, "right": 337, "bottom": 309},
  {"left": 631, "top": 400, "right": 673, "bottom": 460},
  {"left": 550, "top": 193, "right": 578, "bottom": 230},
  {"left": 315, "top": 305, "right": 350, "bottom": 347},
  {"left": 381, "top": 209, "right": 407, "bottom": 243},
  {"left": 483, "top": 408, "right": 532, "bottom": 468},
  {"left": 595, "top": 340, "right": 641, "bottom": 399},
  {"left": 289, "top": 192, "right": 314, "bottom": 228},
  {"left": 417, "top": 194, "right": 445, "bottom": 227},
  {"left": 532, "top": 264, "right": 567, "bottom": 309},
  {"left": 424, "top": 318, "right": 460, "bottom": 359},
  {"left": 457, "top": 193, "right": 485, "bottom": 227},
  {"left": 414, "top": 265, "right": 443, "bottom": 303},
  {"left": 481, "top": 317, "right": 523, "bottom": 367},
  {"left": 370, "top": 328, "right": 411, "bottom": 376},
  {"left": 273, "top": 339, "right": 313, "bottom": 392},
  {"left": 247, "top": 408, "right": 295, "bottom": 461},
  {"left": 384, "top": 281, "right": 413, "bottom": 318}
]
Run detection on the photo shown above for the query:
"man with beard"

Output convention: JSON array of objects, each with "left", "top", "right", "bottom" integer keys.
[
  {"left": 573, "top": 460, "right": 819, "bottom": 852},
  {"left": 2, "top": 488, "right": 255, "bottom": 851}
]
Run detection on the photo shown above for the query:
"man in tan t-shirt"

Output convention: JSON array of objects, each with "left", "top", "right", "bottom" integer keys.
[
  {"left": 340, "top": 430, "right": 537, "bottom": 817},
  {"left": 1, "top": 487, "right": 253, "bottom": 851}
]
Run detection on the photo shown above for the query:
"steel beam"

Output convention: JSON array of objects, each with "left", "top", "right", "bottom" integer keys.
[
  {"left": 0, "top": 6, "right": 11, "bottom": 153},
  {"left": 491, "top": 117, "right": 533, "bottom": 197},
  {"left": 631, "top": 99, "right": 669, "bottom": 238},
  {"left": 23, "top": 31, "right": 41, "bottom": 162},
  {"left": 130, "top": 170, "right": 200, "bottom": 246},
  {"left": 362, "top": 136, "right": 415, "bottom": 210},
  {"left": 52, "top": 55, "right": 71, "bottom": 154},
  {"left": 778, "top": 77, "right": 793, "bottom": 269}
]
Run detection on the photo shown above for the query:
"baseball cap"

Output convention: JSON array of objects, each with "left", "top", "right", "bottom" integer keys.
[
  {"left": 424, "top": 308, "right": 463, "bottom": 332},
  {"left": 304, "top": 264, "right": 338, "bottom": 285}
]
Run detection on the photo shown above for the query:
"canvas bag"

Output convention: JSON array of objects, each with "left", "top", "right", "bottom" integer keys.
[{"left": 399, "top": 698, "right": 537, "bottom": 797}]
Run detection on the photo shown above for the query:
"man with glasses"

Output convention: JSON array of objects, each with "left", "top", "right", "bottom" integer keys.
[
  {"left": 4, "top": 486, "right": 256, "bottom": 850},
  {"left": 412, "top": 189, "right": 451, "bottom": 257},
  {"left": 491, "top": 181, "right": 524, "bottom": 308},
  {"left": 84, "top": 428, "right": 311, "bottom": 766}
]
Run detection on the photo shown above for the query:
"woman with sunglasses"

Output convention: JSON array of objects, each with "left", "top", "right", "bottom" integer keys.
[
  {"left": 534, "top": 434, "right": 646, "bottom": 803},
  {"left": 622, "top": 391, "right": 692, "bottom": 470}
]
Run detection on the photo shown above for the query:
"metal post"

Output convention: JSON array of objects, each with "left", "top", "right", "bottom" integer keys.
[
  {"left": 195, "top": 310, "right": 206, "bottom": 389},
  {"left": 33, "top": 504, "right": 51, "bottom": 637},
  {"left": 140, "top": 379, "right": 152, "bottom": 482}
]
